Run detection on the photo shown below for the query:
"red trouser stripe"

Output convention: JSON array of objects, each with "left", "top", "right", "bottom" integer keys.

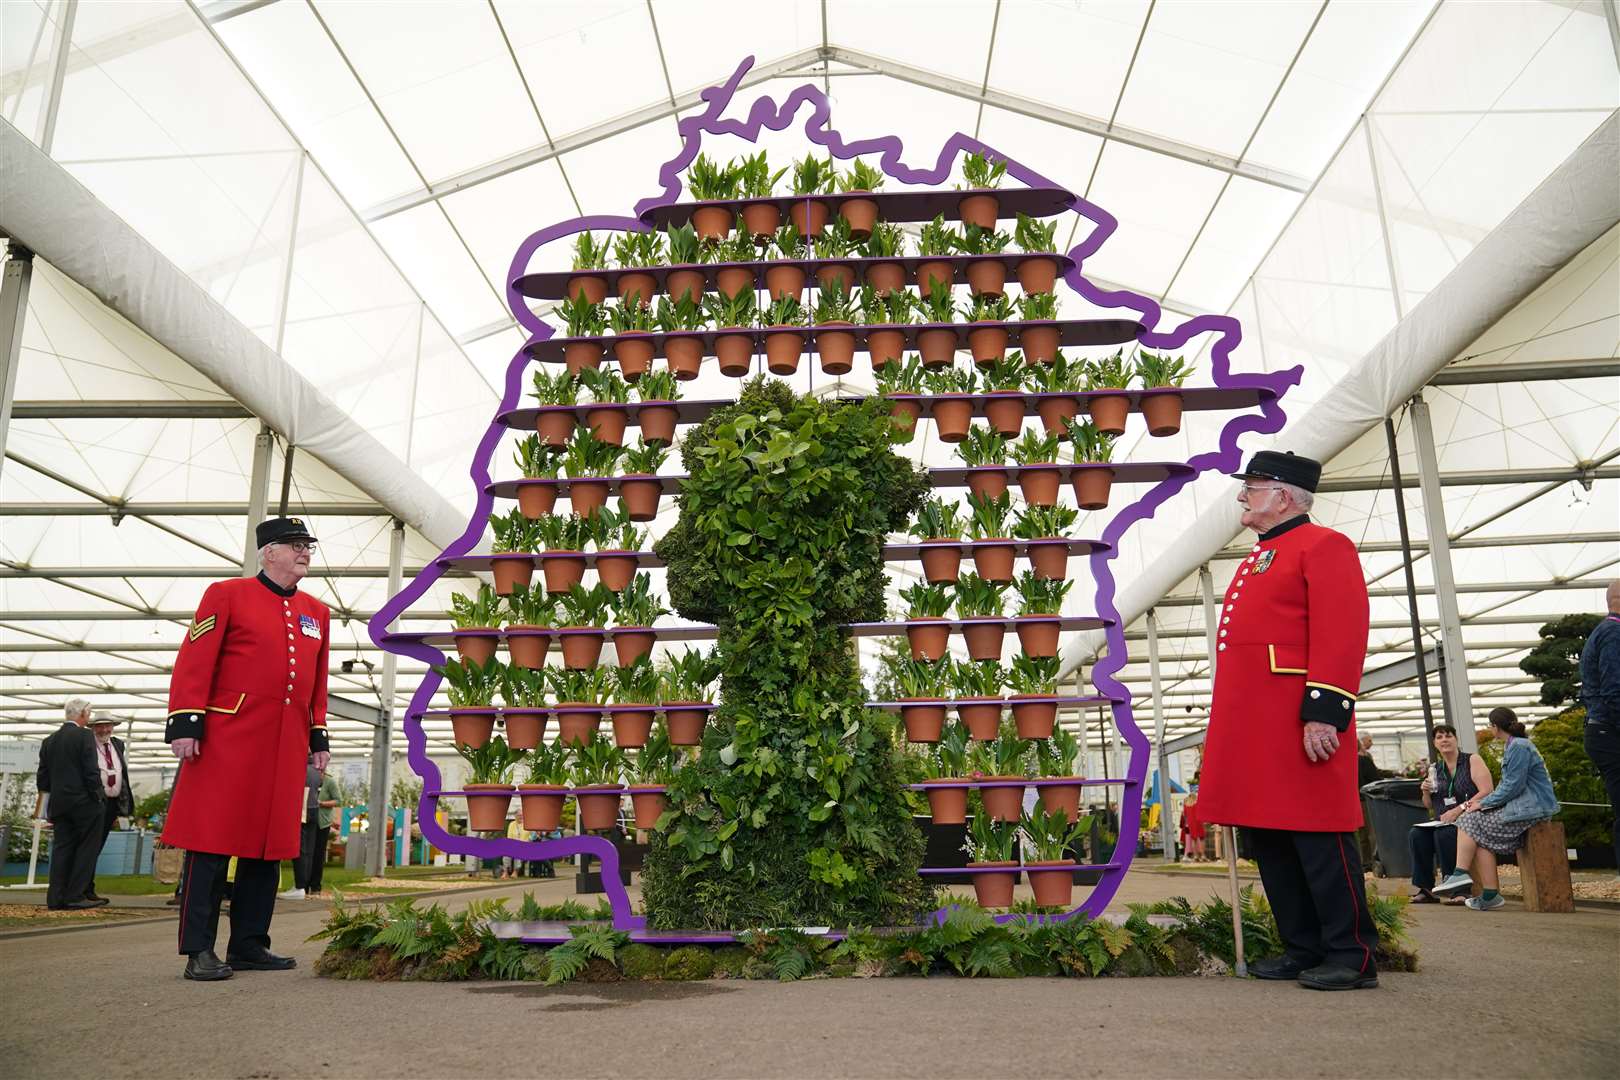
[{"left": 1335, "top": 833, "right": 1372, "bottom": 973}]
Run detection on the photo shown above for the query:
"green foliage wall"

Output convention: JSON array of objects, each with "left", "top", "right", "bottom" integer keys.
[{"left": 642, "top": 378, "right": 937, "bottom": 929}]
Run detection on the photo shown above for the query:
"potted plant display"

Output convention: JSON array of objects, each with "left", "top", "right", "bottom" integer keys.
[
  {"left": 518, "top": 741, "right": 571, "bottom": 831},
  {"left": 1086, "top": 349, "right": 1137, "bottom": 435},
  {"left": 954, "top": 575, "right": 1009, "bottom": 661},
  {"left": 503, "top": 582, "right": 555, "bottom": 670},
  {"left": 458, "top": 735, "right": 519, "bottom": 832},
  {"left": 630, "top": 368, "right": 681, "bottom": 447},
  {"left": 610, "top": 657, "right": 660, "bottom": 748},
  {"left": 662, "top": 222, "right": 704, "bottom": 305},
  {"left": 712, "top": 224, "right": 757, "bottom": 297},
  {"left": 957, "top": 425, "right": 1009, "bottom": 500},
  {"left": 910, "top": 496, "right": 965, "bottom": 584},
  {"left": 617, "top": 439, "right": 667, "bottom": 522},
  {"left": 1006, "top": 652, "right": 1061, "bottom": 737},
  {"left": 920, "top": 722, "right": 971, "bottom": 824},
  {"left": 627, "top": 722, "right": 675, "bottom": 829},
  {"left": 875, "top": 356, "right": 926, "bottom": 441},
  {"left": 812, "top": 286, "right": 859, "bottom": 376},
  {"left": 925, "top": 363, "right": 978, "bottom": 442},
  {"left": 703, "top": 287, "right": 758, "bottom": 377},
  {"left": 498, "top": 664, "right": 548, "bottom": 750},
  {"left": 1063, "top": 418, "right": 1118, "bottom": 511},
  {"left": 914, "top": 215, "right": 959, "bottom": 296},
  {"left": 659, "top": 648, "right": 720, "bottom": 746},
  {"left": 557, "top": 294, "right": 607, "bottom": 375},
  {"left": 685, "top": 154, "right": 738, "bottom": 241},
  {"left": 1026, "top": 352, "right": 1084, "bottom": 436},
  {"left": 764, "top": 224, "right": 808, "bottom": 301},
  {"left": 538, "top": 513, "right": 590, "bottom": 593},
  {"left": 958, "top": 223, "right": 1011, "bottom": 296},
  {"left": 560, "top": 431, "right": 624, "bottom": 517},
  {"left": 915, "top": 279, "right": 960, "bottom": 369},
  {"left": 1013, "top": 212, "right": 1060, "bottom": 294},
  {"left": 488, "top": 508, "right": 539, "bottom": 595},
  {"left": 964, "top": 491, "right": 1016, "bottom": 581},
  {"left": 860, "top": 285, "right": 911, "bottom": 369},
  {"left": 1022, "top": 802, "right": 1091, "bottom": 907},
  {"left": 1012, "top": 574, "right": 1070, "bottom": 661},
  {"left": 557, "top": 582, "right": 613, "bottom": 669},
  {"left": 859, "top": 220, "right": 907, "bottom": 295},
  {"left": 570, "top": 733, "right": 627, "bottom": 831},
  {"left": 1009, "top": 428, "right": 1062, "bottom": 507},
  {"left": 836, "top": 158, "right": 884, "bottom": 239},
  {"left": 736, "top": 150, "right": 786, "bottom": 240},
  {"left": 590, "top": 507, "right": 644, "bottom": 592},
  {"left": 788, "top": 153, "right": 835, "bottom": 235},
  {"left": 609, "top": 572, "right": 666, "bottom": 666},
  {"left": 548, "top": 666, "right": 607, "bottom": 745},
  {"left": 1018, "top": 291, "right": 1060, "bottom": 364},
  {"left": 654, "top": 294, "right": 706, "bottom": 382},
  {"left": 972, "top": 724, "right": 1030, "bottom": 821},
  {"left": 978, "top": 353, "right": 1026, "bottom": 436},
  {"left": 893, "top": 657, "right": 952, "bottom": 742},
  {"left": 900, "top": 581, "right": 952, "bottom": 661},
  {"left": 964, "top": 797, "right": 1019, "bottom": 907},
  {"left": 578, "top": 366, "right": 633, "bottom": 444},
  {"left": 1035, "top": 728, "right": 1086, "bottom": 823},
  {"left": 611, "top": 231, "right": 663, "bottom": 306},
  {"left": 957, "top": 150, "right": 1007, "bottom": 229},
  {"left": 605, "top": 298, "right": 656, "bottom": 382},
  {"left": 438, "top": 655, "right": 503, "bottom": 748},
  {"left": 965, "top": 293, "right": 1014, "bottom": 366},
  {"left": 532, "top": 369, "right": 582, "bottom": 449},
  {"left": 954, "top": 657, "right": 1006, "bottom": 740},
  {"left": 566, "top": 232, "right": 612, "bottom": 304},
  {"left": 762, "top": 295, "right": 806, "bottom": 376},
  {"left": 450, "top": 585, "right": 504, "bottom": 664},
  {"left": 1136, "top": 351, "right": 1194, "bottom": 436},
  {"left": 513, "top": 435, "right": 562, "bottom": 518},
  {"left": 1012, "top": 503, "right": 1078, "bottom": 581},
  {"left": 812, "top": 217, "right": 857, "bottom": 296}
]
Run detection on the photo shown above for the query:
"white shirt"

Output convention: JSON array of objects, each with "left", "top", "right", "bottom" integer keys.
[{"left": 95, "top": 736, "right": 121, "bottom": 798}]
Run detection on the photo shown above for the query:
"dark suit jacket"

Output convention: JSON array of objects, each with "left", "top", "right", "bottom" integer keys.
[
  {"left": 94, "top": 735, "right": 135, "bottom": 817},
  {"left": 36, "top": 722, "right": 104, "bottom": 820}
]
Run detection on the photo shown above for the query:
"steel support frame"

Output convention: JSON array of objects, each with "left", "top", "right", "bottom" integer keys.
[
  {"left": 1316, "top": 464, "right": 1620, "bottom": 493},
  {"left": 241, "top": 423, "right": 273, "bottom": 575},
  {"left": 1144, "top": 608, "right": 1175, "bottom": 863},
  {"left": 0, "top": 501, "right": 388, "bottom": 516},
  {"left": 0, "top": 246, "right": 34, "bottom": 480},
  {"left": 1428, "top": 358, "right": 1620, "bottom": 385},
  {"left": 1385, "top": 414, "right": 1439, "bottom": 753},
  {"left": 35, "top": 0, "right": 78, "bottom": 155},
  {"left": 366, "top": 519, "right": 406, "bottom": 878},
  {"left": 1213, "top": 530, "right": 1619, "bottom": 560}
]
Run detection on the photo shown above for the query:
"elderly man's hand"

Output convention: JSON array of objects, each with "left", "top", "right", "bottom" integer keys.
[
  {"left": 171, "top": 737, "right": 200, "bottom": 761},
  {"left": 312, "top": 751, "right": 331, "bottom": 772},
  {"left": 1302, "top": 722, "right": 1340, "bottom": 763}
]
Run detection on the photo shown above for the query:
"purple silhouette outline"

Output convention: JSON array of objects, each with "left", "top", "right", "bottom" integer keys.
[{"left": 368, "top": 55, "right": 1300, "bottom": 935}]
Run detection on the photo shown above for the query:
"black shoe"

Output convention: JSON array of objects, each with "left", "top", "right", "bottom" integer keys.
[
  {"left": 1410, "top": 890, "right": 1440, "bottom": 904},
  {"left": 86, "top": 891, "right": 104, "bottom": 902},
  {"left": 1249, "top": 955, "right": 1312, "bottom": 980},
  {"left": 226, "top": 948, "right": 297, "bottom": 971},
  {"left": 50, "top": 899, "right": 99, "bottom": 911},
  {"left": 184, "top": 950, "right": 234, "bottom": 982},
  {"left": 85, "top": 896, "right": 110, "bottom": 908},
  {"left": 164, "top": 895, "right": 182, "bottom": 906},
  {"left": 1299, "top": 963, "right": 1379, "bottom": 990}
]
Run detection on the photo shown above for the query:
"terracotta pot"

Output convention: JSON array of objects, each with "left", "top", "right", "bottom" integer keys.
[
  {"left": 1027, "top": 540, "right": 1069, "bottom": 581},
  {"left": 559, "top": 632, "right": 603, "bottom": 670},
  {"left": 867, "top": 328, "right": 905, "bottom": 369},
  {"left": 664, "top": 335, "right": 704, "bottom": 380},
  {"left": 979, "top": 777, "right": 1025, "bottom": 822},
  {"left": 453, "top": 632, "right": 498, "bottom": 666},
  {"left": 965, "top": 468, "right": 1009, "bottom": 502},
  {"left": 637, "top": 403, "right": 678, "bottom": 446},
  {"left": 1141, "top": 391, "right": 1184, "bottom": 437},
  {"left": 906, "top": 618, "right": 950, "bottom": 661},
  {"left": 741, "top": 201, "right": 780, "bottom": 241},
  {"left": 594, "top": 552, "right": 638, "bottom": 592},
  {"left": 865, "top": 262, "right": 905, "bottom": 296},
  {"left": 611, "top": 338, "right": 653, "bottom": 382},
  {"left": 715, "top": 332, "right": 753, "bottom": 377},
  {"left": 1021, "top": 325, "right": 1060, "bottom": 364},
  {"left": 1027, "top": 861, "right": 1077, "bottom": 907},
  {"left": 664, "top": 705, "right": 709, "bottom": 746},
  {"left": 612, "top": 629, "right": 655, "bottom": 667},
  {"left": 491, "top": 556, "right": 534, "bottom": 596},
  {"left": 965, "top": 259, "right": 1006, "bottom": 297},
  {"left": 555, "top": 705, "right": 602, "bottom": 745},
  {"left": 716, "top": 266, "right": 754, "bottom": 297},
  {"left": 619, "top": 476, "right": 663, "bottom": 522},
  {"left": 537, "top": 409, "right": 578, "bottom": 448},
  {"left": 665, "top": 268, "right": 704, "bottom": 305},
  {"left": 931, "top": 396, "right": 974, "bottom": 442},
  {"left": 887, "top": 396, "right": 922, "bottom": 440},
  {"left": 816, "top": 325, "right": 856, "bottom": 375},
  {"left": 815, "top": 263, "right": 853, "bottom": 296},
  {"left": 505, "top": 629, "right": 549, "bottom": 670},
  {"left": 1018, "top": 465, "right": 1061, "bottom": 507},
  {"left": 516, "top": 484, "right": 557, "bottom": 522},
  {"left": 915, "top": 260, "right": 954, "bottom": 295},
  {"left": 575, "top": 786, "right": 624, "bottom": 831},
  {"left": 958, "top": 698, "right": 1003, "bottom": 740},
  {"left": 764, "top": 329, "right": 804, "bottom": 375},
  {"left": 1036, "top": 396, "right": 1079, "bottom": 438},
  {"left": 566, "top": 275, "right": 607, "bottom": 304},
  {"left": 1014, "top": 618, "right": 1062, "bottom": 661},
  {"left": 764, "top": 263, "right": 807, "bottom": 301},
  {"left": 900, "top": 700, "right": 947, "bottom": 743},
  {"left": 1088, "top": 394, "right": 1130, "bottom": 436},
  {"left": 924, "top": 781, "right": 968, "bottom": 825},
  {"left": 691, "top": 205, "right": 731, "bottom": 242},
  {"left": 968, "top": 861, "right": 1016, "bottom": 907},
  {"left": 958, "top": 193, "right": 1000, "bottom": 229},
  {"left": 629, "top": 788, "right": 669, "bottom": 830},
  {"left": 586, "top": 404, "right": 629, "bottom": 445},
  {"left": 503, "top": 709, "right": 547, "bottom": 750},
  {"left": 919, "top": 540, "right": 962, "bottom": 584},
  {"left": 972, "top": 541, "right": 1016, "bottom": 582},
  {"left": 568, "top": 479, "right": 611, "bottom": 518},
  {"left": 518, "top": 786, "right": 567, "bottom": 831},
  {"left": 564, "top": 342, "right": 604, "bottom": 375},
  {"left": 1038, "top": 782, "right": 1083, "bottom": 823},
  {"left": 968, "top": 325, "right": 1008, "bottom": 366},
  {"left": 449, "top": 709, "right": 497, "bottom": 749},
  {"left": 983, "top": 393, "right": 1025, "bottom": 437},
  {"left": 962, "top": 621, "right": 1006, "bottom": 661},
  {"left": 542, "top": 553, "right": 586, "bottom": 593},
  {"left": 789, "top": 199, "right": 829, "bottom": 235},
  {"left": 616, "top": 272, "right": 656, "bottom": 306},
  {"left": 1011, "top": 694, "right": 1058, "bottom": 738},
  {"left": 611, "top": 708, "right": 655, "bottom": 748},
  {"left": 464, "top": 785, "right": 514, "bottom": 833},
  {"left": 1016, "top": 257, "right": 1059, "bottom": 294},
  {"left": 839, "top": 195, "right": 878, "bottom": 240},
  {"left": 917, "top": 327, "right": 958, "bottom": 368},
  {"left": 1072, "top": 467, "right": 1114, "bottom": 511}
]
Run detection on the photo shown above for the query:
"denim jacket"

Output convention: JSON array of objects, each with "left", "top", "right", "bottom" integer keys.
[{"left": 1477, "top": 737, "right": 1559, "bottom": 824}]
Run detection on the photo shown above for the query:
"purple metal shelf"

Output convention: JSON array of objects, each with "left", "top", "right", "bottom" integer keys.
[
  {"left": 383, "top": 625, "right": 719, "bottom": 647},
  {"left": 866, "top": 694, "right": 1118, "bottom": 709},
  {"left": 848, "top": 615, "right": 1110, "bottom": 634},
  {"left": 500, "top": 399, "right": 729, "bottom": 430},
  {"left": 883, "top": 539, "right": 1107, "bottom": 560},
  {"left": 637, "top": 185, "right": 1077, "bottom": 230},
  {"left": 906, "top": 778, "right": 1130, "bottom": 790},
  {"left": 928, "top": 462, "right": 1194, "bottom": 487},
  {"left": 485, "top": 475, "right": 688, "bottom": 499},
  {"left": 437, "top": 552, "right": 665, "bottom": 572},
  {"left": 412, "top": 704, "right": 716, "bottom": 722},
  {"left": 440, "top": 542, "right": 1101, "bottom": 569},
  {"left": 917, "top": 861, "right": 1120, "bottom": 877}
]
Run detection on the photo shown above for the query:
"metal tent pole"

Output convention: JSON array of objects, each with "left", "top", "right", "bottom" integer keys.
[
  {"left": 365, "top": 518, "right": 406, "bottom": 878},
  {"left": 1384, "top": 415, "right": 1437, "bottom": 756},
  {"left": 0, "top": 245, "right": 34, "bottom": 481},
  {"left": 1145, "top": 608, "right": 1175, "bottom": 862},
  {"left": 241, "top": 424, "right": 273, "bottom": 575}
]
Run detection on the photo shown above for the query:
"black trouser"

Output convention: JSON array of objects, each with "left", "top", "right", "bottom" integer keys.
[
  {"left": 176, "top": 851, "right": 279, "bottom": 957},
  {"left": 1248, "top": 827, "right": 1379, "bottom": 974},
  {"left": 88, "top": 800, "right": 122, "bottom": 897},
  {"left": 1407, "top": 823, "right": 1458, "bottom": 892},
  {"left": 291, "top": 819, "right": 318, "bottom": 891},
  {"left": 302, "top": 823, "right": 330, "bottom": 894},
  {"left": 45, "top": 802, "right": 103, "bottom": 908},
  {"left": 1585, "top": 726, "right": 1620, "bottom": 871}
]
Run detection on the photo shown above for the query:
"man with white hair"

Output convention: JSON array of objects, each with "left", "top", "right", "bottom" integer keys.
[
  {"left": 85, "top": 713, "right": 134, "bottom": 903},
  {"left": 34, "top": 699, "right": 107, "bottom": 910}
]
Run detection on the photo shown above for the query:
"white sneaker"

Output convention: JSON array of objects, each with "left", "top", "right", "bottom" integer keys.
[
  {"left": 276, "top": 888, "right": 306, "bottom": 900},
  {"left": 1464, "top": 893, "right": 1505, "bottom": 911},
  {"left": 1431, "top": 870, "right": 1473, "bottom": 896}
]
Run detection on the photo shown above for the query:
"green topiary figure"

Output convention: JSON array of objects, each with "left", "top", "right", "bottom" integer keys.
[{"left": 642, "top": 377, "right": 937, "bottom": 929}]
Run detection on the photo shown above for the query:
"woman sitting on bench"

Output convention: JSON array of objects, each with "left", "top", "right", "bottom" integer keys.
[
  {"left": 1409, "top": 723, "right": 1493, "bottom": 904},
  {"left": 1434, "top": 708, "right": 1560, "bottom": 910}
]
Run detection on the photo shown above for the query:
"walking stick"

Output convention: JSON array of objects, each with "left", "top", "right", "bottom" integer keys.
[{"left": 1225, "top": 826, "right": 1246, "bottom": 977}]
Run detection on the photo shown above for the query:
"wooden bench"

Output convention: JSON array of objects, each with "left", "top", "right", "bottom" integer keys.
[{"left": 1518, "top": 819, "right": 1575, "bottom": 913}]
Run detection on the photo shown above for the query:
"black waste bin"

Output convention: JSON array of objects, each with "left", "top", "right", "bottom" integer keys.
[{"left": 1360, "top": 777, "right": 1429, "bottom": 878}]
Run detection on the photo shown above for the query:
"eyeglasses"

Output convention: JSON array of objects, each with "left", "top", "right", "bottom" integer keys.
[
  {"left": 1239, "top": 484, "right": 1282, "bottom": 498},
  {"left": 277, "top": 541, "right": 317, "bottom": 553}
]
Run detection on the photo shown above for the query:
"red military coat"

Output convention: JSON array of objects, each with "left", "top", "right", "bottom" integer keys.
[
  {"left": 162, "top": 574, "right": 331, "bottom": 859},
  {"left": 1198, "top": 518, "right": 1370, "bottom": 833}
]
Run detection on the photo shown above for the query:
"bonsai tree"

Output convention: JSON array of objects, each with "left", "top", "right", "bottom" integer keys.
[
  {"left": 1014, "top": 572, "right": 1071, "bottom": 617},
  {"left": 450, "top": 586, "right": 504, "bottom": 629}
]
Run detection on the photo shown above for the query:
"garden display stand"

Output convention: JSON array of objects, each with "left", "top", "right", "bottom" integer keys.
[{"left": 369, "top": 55, "right": 1298, "bottom": 940}]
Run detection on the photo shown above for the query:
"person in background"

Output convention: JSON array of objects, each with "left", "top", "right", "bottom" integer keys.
[
  {"left": 1580, "top": 580, "right": 1620, "bottom": 875},
  {"left": 307, "top": 765, "right": 340, "bottom": 898},
  {"left": 1179, "top": 792, "right": 1206, "bottom": 862},
  {"left": 1434, "top": 708, "right": 1560, "bottom": 910},
  {"left": 279, "top": 756, "right": 322, "bottom": 901},
  {"left": 35, "top": 699, "right": 106, "bottom": 911},
  {"left": 1407, "top": 724, "right": 1492, "bottom": 903},
  {"left": 1356, "top": 734, "right": 1387, "bottom": 789},
  {"left": 86, "top": 715, "right": 134, "bottom": 903}
]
